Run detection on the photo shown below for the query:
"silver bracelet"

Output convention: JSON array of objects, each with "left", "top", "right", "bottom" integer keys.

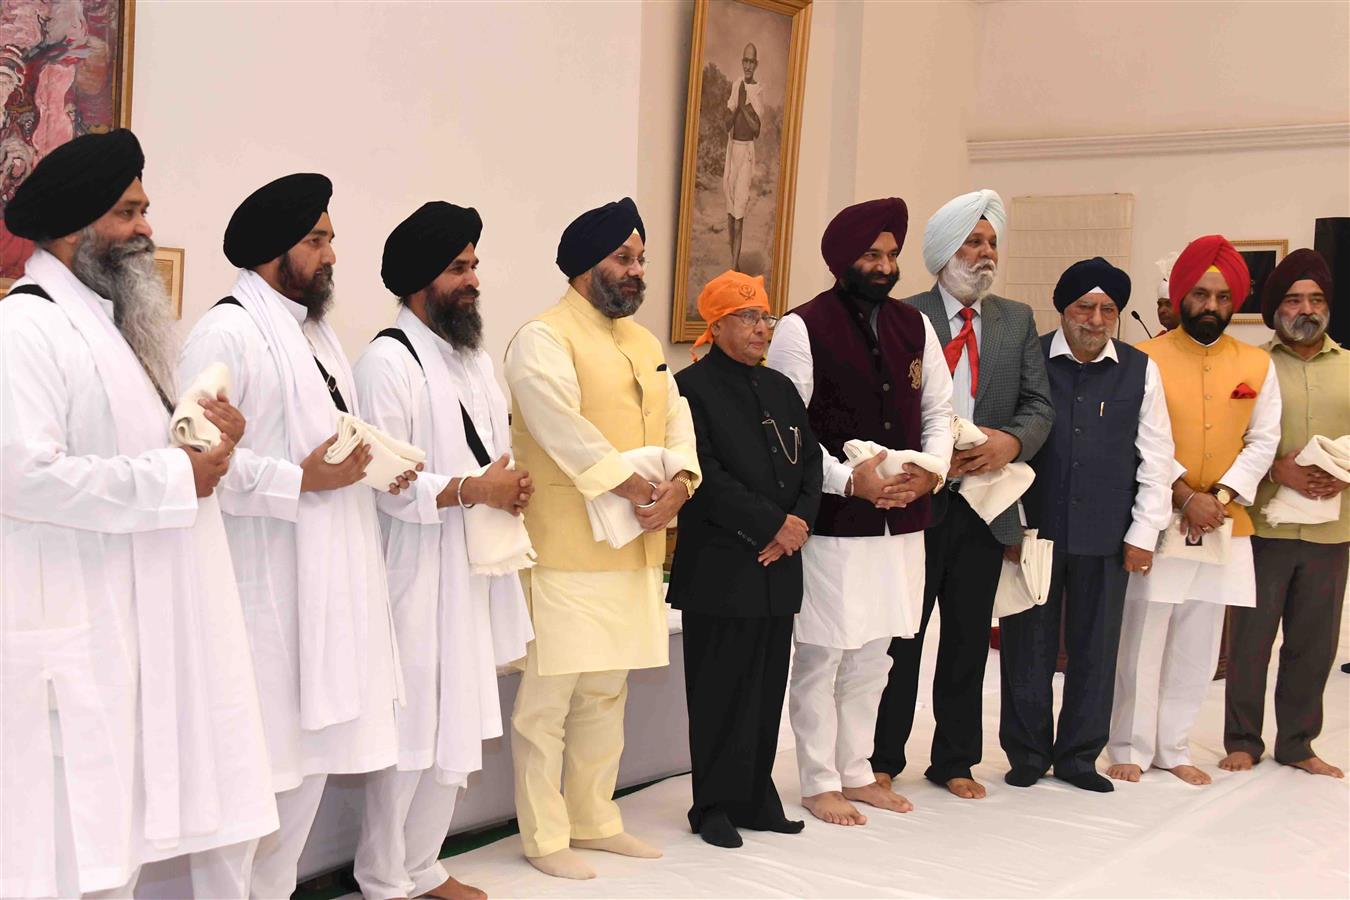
[
  {"left": 1179, "top": 491, "right": 1197, "bottom": 513},
  {"left": 636, "top": 480, "right": 661, "bottom": 509},
  {"left": 456, "top": 475, "right": 477, "bottom": 509}
]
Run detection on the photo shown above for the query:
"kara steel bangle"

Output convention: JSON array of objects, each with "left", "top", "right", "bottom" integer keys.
[
  {"left": 457, "top": 475, "right": 477, "bottom": 509},
  {"left": 1179, "top": 490, "right": 1197, "bottom": 513},
  {"left": 636, "top": 480, "right": 661, "bottom": 509}
]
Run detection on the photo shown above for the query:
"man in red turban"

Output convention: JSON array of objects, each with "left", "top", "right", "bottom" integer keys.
[
  {"left": 765, "top": 198, "right": 956, "bottom": 825},
  {"left": 1108, "top": 234, "right": 1280, "bottom": 787}
]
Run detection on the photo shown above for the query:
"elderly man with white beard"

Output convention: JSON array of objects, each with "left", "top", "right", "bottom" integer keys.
[
  {"left": 1, "top": 130, "right": 276, "bottom": 899},
  {"left": 871, "top": 189, "right": 1054, "bottom": 801},
  {"left": 179, "top": 174, "right": 416, "bottom": 899}
]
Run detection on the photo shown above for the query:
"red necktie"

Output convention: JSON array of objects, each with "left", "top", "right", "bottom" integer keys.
[{"left": 943, "top": 307, "right": 979, "bottom": 396}]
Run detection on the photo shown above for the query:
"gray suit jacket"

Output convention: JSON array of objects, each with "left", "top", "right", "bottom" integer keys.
[{"left": 904, "top": 284, "right": 1054, "bottom": 545}]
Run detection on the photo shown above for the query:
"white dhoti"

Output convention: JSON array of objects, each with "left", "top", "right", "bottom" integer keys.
[
  {"left": 354, "top": 768, "right": 460, "bottom": 900},
  {"left": 723, "top": 138, "right": 755, "bottom": 220},
  {"left": 1108, "top": 537, "right": 1254, "bottom": 769},
  {"left": 789, "top": 530, "right": 923, "bottom": 796}
]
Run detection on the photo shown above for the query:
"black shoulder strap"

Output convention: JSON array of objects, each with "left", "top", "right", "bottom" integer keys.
[
  {"left": 214, "top": 295, "right": 243, "bottom": 308},
  {"left": 219, "top": 295, "right": 348, "bottom": 412},
  {"left": 4, "top": 283, "right": 53, "bottom": 302},
  {"left": 373, "top": 326, "right": 490, "bottom": 467}
]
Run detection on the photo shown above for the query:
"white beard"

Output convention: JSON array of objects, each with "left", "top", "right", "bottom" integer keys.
[{"left": 940, "top": 255, "right": 997, "bottom": 304}]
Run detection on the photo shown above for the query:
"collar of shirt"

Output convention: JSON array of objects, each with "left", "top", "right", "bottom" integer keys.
[
  {"left": 938, "top": 281, "right": 981, "bottom": 324},
  {"left": 1266, "top": 333, "right": 1342, "bottom": 360},
  {"left": 276, "top": 290, "right": 308, "bottom": 325},
  {"left": 1049, "top": 328, "right": 1118, "bottom": 364},
  {"left": 563, "top": 285, "right": 623, "bottom": 329},
  {"left": 706, "top": 341, "right": 759, "bottom": 376}
]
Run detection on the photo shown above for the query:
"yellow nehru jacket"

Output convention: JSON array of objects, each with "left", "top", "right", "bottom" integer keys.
[
  {"left": 511, "top": 288, "right": 671, "bottom": 571},
  {"left": 1139, "top": 327, "right": 1270, "bottom": 536}
]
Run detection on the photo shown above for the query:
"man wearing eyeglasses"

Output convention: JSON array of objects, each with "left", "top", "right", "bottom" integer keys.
[
  {"left": 765, "top": 198, "right": 955, "bottom": 826},
  {"left": 504, "top": 197, "right": 701, "bottom": 880},
  {"left": 669, "top": 270, "right": 822, "bottom": 849},
  {"left": 724, "top": 42, "right": 762, "bottom": 272}
]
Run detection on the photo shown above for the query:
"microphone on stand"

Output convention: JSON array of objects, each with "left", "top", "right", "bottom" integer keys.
[{"left": 1131, "top": 311, "right": 1154, "bottom": 339}]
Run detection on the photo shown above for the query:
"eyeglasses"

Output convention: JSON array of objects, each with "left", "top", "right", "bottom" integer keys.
[
  {"left": 610, "top": 252, "right": 648, "bottom": 270},
  {"left": 728, "top": 310, "right": 779, "bottom": 328}
]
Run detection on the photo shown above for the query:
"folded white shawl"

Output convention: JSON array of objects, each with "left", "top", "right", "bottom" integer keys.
[
  {"left": 842, "top": 439, "right": 948, "bottom": 479},
  {"left": 952, "top": 416, "right": 1036, "bottom": 525},
  {"left": 327, "top": 411, "right": 427, "bottom": 490},
  {"left": 1261, "top": 434, "right": 1350, "bottom": 526},
  {"left": 586, "top": 446, "right": 687, "bottom": 549},
  {"left": 1157, "top": 514, "right": 1233, "bottom": 565},
  {"left": 171, "top": 362, "right": 231, "bottom": 451},
  {"left": 462, "top": 458, "right": 537, "bottom": 576},
  {"left": 993, "top": 529, "right": 1055, "bottom": 619}
]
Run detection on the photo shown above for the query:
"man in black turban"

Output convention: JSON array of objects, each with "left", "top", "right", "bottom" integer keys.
[
  {"left": 555, "top": 196, "right": 647, "bottom": 319},
  {"left": 1002, "top": 256, "right": 1175, "bottom": 792},
  {"left": 350, "top": 201, "right": 533, "bottom": 900}
]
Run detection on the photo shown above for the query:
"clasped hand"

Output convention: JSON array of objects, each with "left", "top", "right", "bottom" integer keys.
[
  {"left": 758, "top": 514, "right": 809, "bottom": 566},
  {"left": 950, "top": 427, "right": 1020, "bottom": 478}
]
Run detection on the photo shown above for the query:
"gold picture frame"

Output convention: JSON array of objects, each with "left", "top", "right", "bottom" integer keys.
[
  {"left": 670, "top": 0, "right": 812, "bottom": 343},
  {"left": 1, "top": 0, "right": 137, "bottom": 293},
  {"left": 154, "top": 246, "right": 185, "bottom": 319},
  {"left": 1230, "top": 239, "right": 1288, "bottom": 325}
]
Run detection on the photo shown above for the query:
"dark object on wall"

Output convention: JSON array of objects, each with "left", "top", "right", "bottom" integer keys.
[{"left": 1314, "top": 217, "right": 1348, "bottom": 347}]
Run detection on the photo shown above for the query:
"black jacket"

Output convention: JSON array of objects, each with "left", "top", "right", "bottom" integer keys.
[{"left": 668, "top": 344, "right": 822, "bottom": 617}]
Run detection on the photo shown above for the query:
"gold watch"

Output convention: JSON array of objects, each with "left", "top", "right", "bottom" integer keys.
[
  {"left": 674, "top": 472, "right": 695, "bottom": 499},
  {"left": 1212, "top": 486, "right": 1233, "bottom": 506}
]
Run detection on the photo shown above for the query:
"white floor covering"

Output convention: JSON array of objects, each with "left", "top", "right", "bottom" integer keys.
[{"left": 342, "top": 619, "right": 1350, "bottom": 899}]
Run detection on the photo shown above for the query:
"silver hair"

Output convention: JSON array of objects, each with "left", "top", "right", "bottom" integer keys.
[
  {"left": 70, "top": 225, "right": 178, "bottom": 398},
  {"left": 939, "top": 254, "right": 997, "bottom": 304},
  {"left": 1275, "top": 306, "right": 1330, "bottom": 344}
]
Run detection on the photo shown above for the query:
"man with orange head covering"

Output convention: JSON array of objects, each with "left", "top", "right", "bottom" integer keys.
[
  {"left": 669, "top": 270, "right": 822, "bottom": 848},
  {"left": 1106, "top": 235, "right": 1281, "bottom": 787},
  {"left": 766, "top": 198, "right": 954, "bottom": 826}
]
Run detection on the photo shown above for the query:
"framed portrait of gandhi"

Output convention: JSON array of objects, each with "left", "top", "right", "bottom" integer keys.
[
  {"left": 671, "top": 0, "right": 812, "bottom": 342},
  {"left": 1, "top": 0, "right": 137, "bottom": 292}
]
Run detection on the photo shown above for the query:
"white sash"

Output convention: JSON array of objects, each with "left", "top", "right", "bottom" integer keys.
[
  {"left": 227, "top": 269, "right": 386, "bottom": 730},
  {"left": 20, "top": 250, "right": 221, "bottom": 845},
  {"left": 397, "top": 308, "right": 532, "bottom": 783}
]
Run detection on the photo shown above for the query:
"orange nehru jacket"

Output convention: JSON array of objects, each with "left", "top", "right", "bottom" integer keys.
[{"left": 1139, "top": 328, "right": 1270, "bottom": 537}]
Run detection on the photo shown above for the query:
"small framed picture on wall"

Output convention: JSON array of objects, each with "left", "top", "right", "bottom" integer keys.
[{"left": 1231, "top": 239, "right": 1288, "bottom": 325}]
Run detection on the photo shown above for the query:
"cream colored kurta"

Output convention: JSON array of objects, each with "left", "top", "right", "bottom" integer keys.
[{"left": 504, "top": 290, "right": 699, "bottom": 676}]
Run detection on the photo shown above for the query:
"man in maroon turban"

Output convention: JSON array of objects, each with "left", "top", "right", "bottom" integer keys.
[
  {"left": 765, "top": 198, "right": 956, "bottom": 826},
  {"left": 1223, "top": 248, "right": 1347, "bottom": 781}
]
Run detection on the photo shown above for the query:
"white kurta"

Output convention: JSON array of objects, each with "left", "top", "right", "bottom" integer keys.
[
  {"left": 2, "top": 252, "right": 275, "bottom": 898},
  {"left": 178, "top": 278, "right": 400, "bottom": 791},
  {"left": 353, "top": 308, "right": 533, "bottom": 787},
  {"left": 765, "top": 308, "right": 955, "bottom": 648}
]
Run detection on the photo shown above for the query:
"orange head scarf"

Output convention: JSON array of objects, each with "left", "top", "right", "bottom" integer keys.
[
  {"left": 692, "top": 270, "right": 770, "bottom": 361},
  {"left": 1168, "top": 234, "right": 1251, "bottom": 313}
]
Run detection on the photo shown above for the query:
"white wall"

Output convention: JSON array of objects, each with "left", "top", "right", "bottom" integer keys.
[{"left": 135, "top": 0, "right": 642, "bottom": 365}]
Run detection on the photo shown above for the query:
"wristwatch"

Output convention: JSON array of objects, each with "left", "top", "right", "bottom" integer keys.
[
  {"left": 674, "top": 472, "right": 695, "bottom": 499},
  {"left": 1212, "top": 486, "right": 1234, "bottom": 506},
  {"left": 932, "top": 473, "right": 946, "bottom": 493}
]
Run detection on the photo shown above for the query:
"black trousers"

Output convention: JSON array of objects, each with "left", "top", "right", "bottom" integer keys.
[
  {"left": 998, "top": 549, "right": 1128, "bottom": 777},
  {"left": 1225, "top": 537, "right": 1348, "bottom": 764},
  {"left": 682, "top": 611, "right": 794, "bottom": 831},
  {"left": 871, "top": 491, "right": 1005, "bottom": 783}
]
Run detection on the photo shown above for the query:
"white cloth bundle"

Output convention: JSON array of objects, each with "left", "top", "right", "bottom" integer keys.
[
  {"left": 586, "top": 446, "right": 687, "bottom": 549},
  {"left": 462, "top": 458, "right": 537, "bottom": 576},
  {"left": 326, "top": 411, "right": 427, "bottom": 490},
  {"left": 1156, "top": 514, "right": 1233, "bottom": 565},
  {"left": 1261, "top": 434, "right": 1350, "bottom": 526},
  {"left": 952, "top": 416, "right": 1036, "bottom": 524},
  {"left": 170, "top": 362, "right": 231, "bottom": 450},
  {"left": 842, "top": 439, "right": 948, "bottom": 479},
  {"left": 993, "top": 529, "right": 1055, "bottom": 619}
]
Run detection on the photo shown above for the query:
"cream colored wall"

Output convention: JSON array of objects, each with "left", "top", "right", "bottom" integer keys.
[
  {"left": 135, "top": 0, "right": 642, "bottom": 367},
  {"left": 973, "top": 0, "right": 1350, "bottom": 139},
  {"left": 968, "top": 0, "right": 1350, "bottom": 345}
]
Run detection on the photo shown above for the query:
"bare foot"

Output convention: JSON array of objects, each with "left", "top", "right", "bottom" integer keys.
[
  {"left": 1219, "top": 750, "right": 1257, "bottom": 772},
  {"left": 1288, "top": 756, "right": 1345, "bottom": 778},
  {"left": 1106, "top": 763, "right": 1142, "bottom": 782},
  {"left": 422, "top": 875, "right": 487, "bottom": 900},
  {"left": 843, "top": 781, "right": 913, "bottom": 813},
  {"left": 1163, "top": 764, "right": 1211, "bottom": 785},
  {"left": 802, "top": 790, "right": 868, "bottom": 826},
  {"left": 945, "top": 777, "right": 986, "bottom": 799},
  {"left": 873, "top": 772, "right": 893, "bottom": 792}
]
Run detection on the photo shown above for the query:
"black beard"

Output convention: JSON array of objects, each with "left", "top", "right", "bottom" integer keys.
[
  {"left": 278, "top": 252, "right": 334, "bottom": 320},
  {"left": 840, "top": 266, "right": 898, "bottom": 304},
  {"left": 589, "top": 267, "right": 645, "bottom": 318},
  {"left": 428, "top": 285, "right": 483, "bottom": 351},
  {"left": 1180, "top": 306, "right": 1230, "bottom": 344}
]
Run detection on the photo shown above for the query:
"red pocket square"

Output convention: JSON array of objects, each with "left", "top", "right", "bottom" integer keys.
[{"left": 1231, "top": 383, "right": 1258, "bottom": 399}]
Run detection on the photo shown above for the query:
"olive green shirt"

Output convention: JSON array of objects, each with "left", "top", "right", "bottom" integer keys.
[{"left": 1251, "top": 335, "right": 1350, "bottom": 543}]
